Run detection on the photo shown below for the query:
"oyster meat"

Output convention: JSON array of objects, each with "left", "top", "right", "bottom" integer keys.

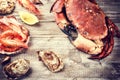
[
  {"left": 3, "top": 58, "right": 30, "bottom": 79},
  {"left": 37, "top": 50, "right": 64, "bottom": 72},
  {"left": 0, "top": 0, "right": 15, "bottom": 15}
]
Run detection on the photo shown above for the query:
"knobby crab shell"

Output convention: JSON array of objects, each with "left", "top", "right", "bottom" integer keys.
[{"left": 51, "top": 0, "right": 120, "bottom": 59}]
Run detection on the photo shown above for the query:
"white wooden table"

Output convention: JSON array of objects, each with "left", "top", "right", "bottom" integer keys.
[{"left": 0, "top": 0, "right": 120, "bottom": 80}]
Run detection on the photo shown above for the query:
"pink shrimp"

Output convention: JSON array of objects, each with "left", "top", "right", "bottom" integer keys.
[
  {"left": 0, "top": 30, "right": 28, "bottom": 48},
  {"left": 0, "top": 16, "right": 29, "bottom": 53},
  {"left": 2, "top": 16, "right": 29, "bottom": 41},
  {"left": 18, "top": 0, "right": 40, "bottom": 15},
  {"left": 0, "top": 22, "right": 11, "bottom": 32},
  {"left": 9, "top": 23, "right": 28, "bottom": 41},
  {"left": 0, "top": 45, "right": 20, "bottom": 52}
]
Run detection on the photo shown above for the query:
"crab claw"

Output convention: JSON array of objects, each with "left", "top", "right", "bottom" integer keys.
[
  {"left": 52, "top": 13, "right": 78, "bottom": 41},
  {"left": 106, "top": 17, "right": 120, "bottom": 38},
  {"left": 62, "top": 24, "right": 78, "bottom": 41},
  {"left": 89, "top": 33, "right": 114, "bottom": 60},
  {"left": 89, "top": 17, "right": 118, "bottom": 60},
  {"left": 51, "top": 5, "right": 78, "bottom": 41}
]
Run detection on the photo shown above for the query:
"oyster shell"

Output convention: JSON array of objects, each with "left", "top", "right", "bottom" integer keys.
[
  {"left": 37, "top": 50, "right": 64, "bottom": 72},
  {"left": 0, "top": 0, "right": 15, "bottom": 15},
  {"left": 3, "top": 59, "right": 30, "bottom": 79}
]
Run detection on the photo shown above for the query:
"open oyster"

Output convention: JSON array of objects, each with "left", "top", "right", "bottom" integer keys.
[
  {"left": 0, "top": 0, "right": 15, "bottom": 15},
  {"left": 3, "top": 59, "right": 30, "bottom": 79},
  {"left": 37, "top": 50, "right": 64, "bottom": 72}
]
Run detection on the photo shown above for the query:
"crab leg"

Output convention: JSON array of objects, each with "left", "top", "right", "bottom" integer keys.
[
  {"left": 53, "top": 13, "right": 69, "bottom": 30},
  {"left": 104, "top": 33, "right": 114, "bottom": 57},
  {"left": 51, "top": 0, "right": 78, "bottom": 39},
  {"left": 107, "top": 17, "right": 120, "bottom": 38},
  {"left": 89, "top": 17, "right": 119, "bottom": 60},
  {"left": 51, "top": 0, "right": 68, "bottom": 30},
  {"left": 89, "top": 31, "right": 114, "bottom": 60}
]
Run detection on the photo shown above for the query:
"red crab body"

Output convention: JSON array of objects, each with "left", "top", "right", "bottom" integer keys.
[{"left": 51, "top": 0, "right": 120, "bottom": 59}]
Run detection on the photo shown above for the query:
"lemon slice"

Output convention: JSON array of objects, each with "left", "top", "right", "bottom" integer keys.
[{"left": 19, "top": 11, "right": 39, "bottom": 25}]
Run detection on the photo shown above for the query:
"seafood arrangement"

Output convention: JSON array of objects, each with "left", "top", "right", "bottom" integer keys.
[
  {"left": 51, "top": 0, "right": 120, "bottom": 59},
  {"left": 37, "top": 50, "right": 64, "bottom": 72},
  {"left": 0, "top": 16, "right": 29, "bottom": 54},
  {"left": 0, "top": 0, "right": 120, "bottom": 79}
]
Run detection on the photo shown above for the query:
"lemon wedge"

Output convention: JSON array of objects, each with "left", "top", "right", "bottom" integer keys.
[{"left": 19, "top": 11, "right": 39, "bottom": 25}]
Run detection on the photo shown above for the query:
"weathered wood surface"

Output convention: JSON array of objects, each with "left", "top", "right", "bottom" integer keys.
[{"left": 0, "top": 0, "right": 120, "bottom": 80}]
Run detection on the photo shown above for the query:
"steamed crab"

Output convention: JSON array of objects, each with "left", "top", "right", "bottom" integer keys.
[{"left": 51, "top": 0, "right": 120, "bottom": 59}]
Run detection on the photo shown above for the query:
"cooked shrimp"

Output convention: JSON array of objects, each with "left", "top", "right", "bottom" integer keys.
[
  {"left": 0, "top": 30, "right": 22, "bottom": 40},
  {"left": 0, "top": 22, "right": 11, "bottom": 32},
  {"left": 9, "top": 23, "right": 28, "bottom": 41},
  {"left": 0, "top": 30, "right": 28, "bottom": 48},
  {"left": 0, "top": 45, "right": 20, "bottom": 52},
  {"left": 0, "top": 38, "right": 28, "bottom": 48},
  {"left": 18, "top": 0, "right": 40, "bottom": 15},
  {"left": 0, "top": 16, "right": 29, "bottom": 53}
]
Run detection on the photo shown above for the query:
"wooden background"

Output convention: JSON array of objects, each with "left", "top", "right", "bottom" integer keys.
[{"left": 0, "top": 0, "right": 120, "bottom": 80}]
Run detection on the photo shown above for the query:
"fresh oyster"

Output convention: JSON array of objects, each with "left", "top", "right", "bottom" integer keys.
[
  {"left": 0, "top": 0, "right": 15, "bottom": 15},
  {"left": 37, "top": 50, "right": 64, "bottom": 72},
  {"left": 3, "top": 59, "right": 30, "bottom": 79}
]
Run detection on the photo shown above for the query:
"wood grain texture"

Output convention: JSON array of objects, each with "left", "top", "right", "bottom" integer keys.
[{"left": 0, "top": 0, "right": 120, "bottom": 80}]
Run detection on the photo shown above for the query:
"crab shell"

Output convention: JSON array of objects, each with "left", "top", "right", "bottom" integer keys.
[{"left": 51, "top": 0, "right": 120, "bottom": 59}]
